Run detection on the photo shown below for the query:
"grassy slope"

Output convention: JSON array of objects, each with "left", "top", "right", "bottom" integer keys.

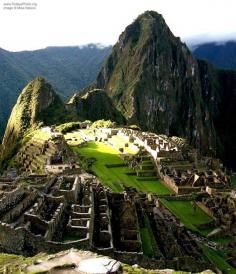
[
  {"left": 160, "top": 199, "right": 213, "bottom": 236},
  {"left": 140, "top": 216, "right": 162, "bottom": 258},
  {"left": 72, "top": 142, "right": 171, "bottom": 194},
  {"left": 201, "top": 245, "right": 236, "bottom": 274},
  {"left": 231, "top": 176, "right": 236, "bottom": 189},
  {"left": 0, "top": 252, "right": 47, "bottom": 274}
]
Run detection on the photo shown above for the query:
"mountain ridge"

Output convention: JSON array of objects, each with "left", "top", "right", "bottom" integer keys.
[
  {"left": 193, "top": 41, "right": 236, "bottom": 70},
  {"left": 0, "top": 44, "right": 112, "bottom": 137}
]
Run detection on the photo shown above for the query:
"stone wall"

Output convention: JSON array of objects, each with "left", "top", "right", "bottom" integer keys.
[
  {"left": 1, "top": 190, "right": 38, "bottom": 223},
  {"left": 0, "top": 222, "right": 25, "bottom": 253},
  {"left": 57, "top": 176, "right": 80, "bottom": 203},
  {"left": 163, "top": 175, "right": 179, "bottom": 193},
  {"left": 196, "top": 202, "right": 214, "bottom": 217},
  {"left": 0, "top": 187, "right": 24, "bottom": 215}
]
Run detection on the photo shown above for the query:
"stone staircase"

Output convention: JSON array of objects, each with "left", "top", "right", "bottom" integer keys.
[{"left": 15, "top": 139, "right": 57, "bottom": 174}]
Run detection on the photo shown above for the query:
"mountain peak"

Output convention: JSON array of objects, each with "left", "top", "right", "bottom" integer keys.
[
  {"left": 136, "top": 10, "right": 163, "bottom": 20},
  {"left": 17, "top": 77, "right": 55, "bottom": 111},
  {"left": 0, "top": 77, "right": 67, "bottom": 167}
]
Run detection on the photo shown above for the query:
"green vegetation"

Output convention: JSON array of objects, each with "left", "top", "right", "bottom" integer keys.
[
  {"left": 140, "top": 216, "right": 162, "bottom": 258},
  {"left": 55, "top": 121, "right": 81, "bottom": 133},
  {"left": 62, "top": 234, "right": 81, "bottom": 242},
  {"left": 160, "top": 199, "right": 213, "bottom": 235},
  {"left": 201, "top": 245, "right": 236, "bottom": 274},
  {"left": 71, "top": 89, "right": 125, "bottom": 124},
  {"left": 122, "top": 265, "right": 191, "bottom": 274},
  {"left": 91, "top": 119, "right": 116, "bottom": 128},
  {"left": 0, "top": 252, "right": 47, "bottom": 274},
  {"left": 231, "top": 176, "right": 236, "bottom": 189},
  {"left": 0, "top": 77, "right": 72, "bottom": 170},
  {"left": 212, "top": 236, "right": 234, "bottom": 244},
  {"left": 64, "top": 132, "right": 84, "bottom": 146},
  {"left": 0, "top": 45, "right": 111, "bottom": 137},
  {"left": 109, "top": 135, "right": 137, "bottom": 154},
  {"left": 72, "top": 142, "right": 171, "bottom": 194}
]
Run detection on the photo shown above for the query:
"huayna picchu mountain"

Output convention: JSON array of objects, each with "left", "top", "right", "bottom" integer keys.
[
  {"left": 88, "top": 10, "right": 236, "bottom": 169},
  {"left": 96, "top": 11, "right": 209, "bottom": 146}
]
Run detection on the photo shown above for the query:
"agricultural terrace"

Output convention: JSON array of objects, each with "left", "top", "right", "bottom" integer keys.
[{"left": 72, "top": 141, "right": 172, "bottom": 195}]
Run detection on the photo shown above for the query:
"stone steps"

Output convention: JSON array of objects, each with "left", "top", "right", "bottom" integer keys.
[
  {"left": 139, "top": 164, "right": 154, "bottom": 170},
  {"left": 136, "top": 170, "right": 157, "bottom": 177}
]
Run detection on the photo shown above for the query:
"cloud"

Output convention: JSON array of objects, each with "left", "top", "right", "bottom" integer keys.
[{"left": 185, "top": 33, "right": 236, "bottom": 48}]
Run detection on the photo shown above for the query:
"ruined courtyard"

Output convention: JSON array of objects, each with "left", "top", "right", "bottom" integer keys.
[{"left": 0, "top": 125, "right": 235, "bottom": 273}]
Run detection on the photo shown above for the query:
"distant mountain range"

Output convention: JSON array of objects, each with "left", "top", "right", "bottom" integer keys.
[
  {"left": 192, "top": 41, "right": 236, "bottom": 70},
  {"left": 0, "top": 44, "right": 111, "bottom": 137}
]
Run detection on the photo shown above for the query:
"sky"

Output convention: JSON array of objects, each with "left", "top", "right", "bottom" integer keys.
[{"left": 0, "top": 0, "right": 236, "bottom": 51}]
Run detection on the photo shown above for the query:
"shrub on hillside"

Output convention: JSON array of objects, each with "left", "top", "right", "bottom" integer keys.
[
  {"left": 91, "top": 119, "right": 116, "bottom": 128},
  {"left": 55, "top": 121, "right": 81, "bottom": 133},
  {"left": 128, "top": 124, "right": 141, "bottom": 130}
]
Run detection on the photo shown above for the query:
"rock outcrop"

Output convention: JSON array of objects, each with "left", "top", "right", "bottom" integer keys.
[{"left": 67, "top": 89, "right": 125, "bottom": 124}]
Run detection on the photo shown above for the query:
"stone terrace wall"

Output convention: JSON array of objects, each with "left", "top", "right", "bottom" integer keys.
[
  {"left": 0, "top": 187, "right": 24, "bottom": 214},
  {"left": 0, "top": 222, "right": 25, "bottom": 253}
]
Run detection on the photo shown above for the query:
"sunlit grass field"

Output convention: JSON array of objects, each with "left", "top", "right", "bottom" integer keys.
[{"left": 72, "top": 141, "right": 172, "bottom": 194}]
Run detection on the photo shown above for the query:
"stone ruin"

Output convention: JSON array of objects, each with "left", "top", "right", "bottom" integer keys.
[
  {"left": 108, "top": 128, "right": 230, "bottom": 195},
  {"left": 14, "top": 135, "right": 65, "bottom": 174},
  {"left": 110, "top": 194, "right": 142, "bottom": 253},
  {"left": 0, "top": 126, "right": 234, "bottom": 272},
  {"left": 197, "top": 191, "right": 236, "bottom": 239},
  {"left": 0, "top": 172, "right": 211, "bottom": 272},
  {"left": 161, "top": 165, "right": 229, "bottom": 194}
]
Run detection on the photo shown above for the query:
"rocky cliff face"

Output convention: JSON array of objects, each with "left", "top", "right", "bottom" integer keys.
[
  {"left": 94, "top": 11, "right": 236, "bottom": 168},
  {"left": 0, "top": 77, "right": 68, "bottom": 167},
  {"left": 197, "top": 60, "right": 236, "bottom": 168}
]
